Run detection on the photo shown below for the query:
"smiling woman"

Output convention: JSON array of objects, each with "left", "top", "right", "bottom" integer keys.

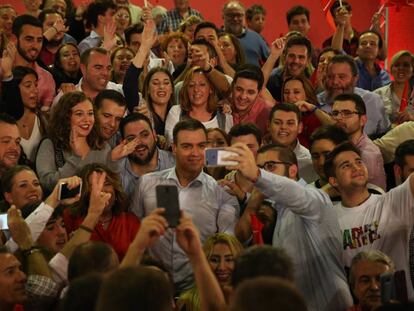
[{"left": 35, "top": 92, "right": 120, "bottom": 192}]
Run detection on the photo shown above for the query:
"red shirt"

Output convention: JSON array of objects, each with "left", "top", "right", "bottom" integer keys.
[
  {"left": 298, "top": 112, "right": 322, "bottom": 148},
  {"left": 63, "top": 210, "right": 140, "bottom": 260},
  {"left": 232, "top": 96, "right": 270, "bottom": 136}
]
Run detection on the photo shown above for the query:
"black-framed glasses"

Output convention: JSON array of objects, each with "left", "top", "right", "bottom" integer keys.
[
  {"left": 331, "top": 110, "right": 360, "bottom": 118},
  {"left": 257, "top": 161, "right": 291, "bottom": 172}
]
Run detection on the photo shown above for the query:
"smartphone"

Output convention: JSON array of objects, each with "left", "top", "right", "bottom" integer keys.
[
  {"left": 205, "top": 148, "right": 238, "bottom": 167},
  {"left": 58, "top": 182, "right": 82, "bottom": 201},
  {"left": 156, "top": 185, "right": 180, "bottom": 228},
  {"left": 381, "top": 270, "right": 408, "bottom": 304},
  {"left": 0, "top": 213, "right": 8, "bottom": 230}
]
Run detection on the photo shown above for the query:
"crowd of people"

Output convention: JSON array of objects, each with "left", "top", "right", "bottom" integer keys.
[{"left": 0, "top": 0, "right": 413, "bottom": 310}]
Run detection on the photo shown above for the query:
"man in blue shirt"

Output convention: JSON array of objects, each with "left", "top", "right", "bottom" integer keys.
[{"left": 356, "top": 30, "right": 390, "bottom": 91}]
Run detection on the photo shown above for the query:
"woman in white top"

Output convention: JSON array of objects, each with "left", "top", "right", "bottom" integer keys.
[
  {"left": 374, "top": 50, "right": 414, "bottom": 124},
  {"left": 165, "top": 66, "right": 233, "bottom": 144},
  {"left": 9, "top": 67, "right": 47, "bottom": 163}
]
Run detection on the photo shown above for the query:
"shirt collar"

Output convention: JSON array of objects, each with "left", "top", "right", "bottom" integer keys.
[{"left": 166, "top": 167, "right": 204, "bottom": 188}]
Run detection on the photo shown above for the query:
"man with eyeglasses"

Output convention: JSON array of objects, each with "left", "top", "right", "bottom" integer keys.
[
  {"left": 332, "top": 93, "right": 386, "bottom": 191},
  {"left": 232, "top": 143, "right": 353, "bottom": 311},
  {"left": 323, "top": 141, "right": 414, "bottom": 299},
  {"left": 317, "top": 54, "right": 390, "bottom": 138},
  {"left": 222, "top": 1, "right": 269, "bottom": 67}
]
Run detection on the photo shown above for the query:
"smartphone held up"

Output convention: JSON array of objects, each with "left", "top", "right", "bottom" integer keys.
[
  {"left": 204, "top": 148, "right": 238, "bottom": 167},
  {"left": 156, "top": 185, "right": 180, "bottom": 228}
]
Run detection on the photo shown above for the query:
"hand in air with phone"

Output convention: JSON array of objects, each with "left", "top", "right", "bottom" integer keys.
[
  {"left": 45, "top": 176, "right": 82, "bottom": 208},
  {"left": 224, "top": 143, "right": 260, "bottom": 182}
]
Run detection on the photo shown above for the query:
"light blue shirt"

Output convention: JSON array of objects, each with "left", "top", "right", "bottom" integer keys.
[
  {"left": 120, "top": 148, "right": 175, "bottom": 198},
  {"left": 317, "top": 87, "right": 391, "bottom": 137},
  {"left": 255, "top": 170, "right": 353, "bottom": 311},
  {"left": 130, "top": 167, "right": 238, "bottom": 290}
]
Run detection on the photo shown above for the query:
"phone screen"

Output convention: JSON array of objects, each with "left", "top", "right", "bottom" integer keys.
[
  {"left": 0, "top": 213, "right": 8, "bottom": 230},
  {"left": 156, "top": 185, "right": 180, "bottom": 228},
  {"left": 205, "top": 148, "right": 238, "bottom": 167},
  {"left": 59, "top": 183, "right": 82, "bottom": 201}
]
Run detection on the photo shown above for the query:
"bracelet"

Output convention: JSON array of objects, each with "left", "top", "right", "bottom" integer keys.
[
  {"left": 21, "top": 247, "right": 41, "bottom": 257},
  {"left": 310, "top": 105, "right": 318, "bottom": 113},
  {"left": 79, "top": 224, "right": 94, "bottom": 233},
  {"left": 203, "top": 65, "right": 213, "bottom": 74}
]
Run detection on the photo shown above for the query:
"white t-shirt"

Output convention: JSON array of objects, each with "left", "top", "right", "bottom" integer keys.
[{"left": 334, "top": 177, "right": 414, "bottom": 298}]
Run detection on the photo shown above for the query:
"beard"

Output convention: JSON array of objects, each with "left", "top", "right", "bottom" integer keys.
[
  {"left": 17, "top": 44, "right": 39, "bottom": 63},
  {"left": 48, "top": 36, "right": 64, "bottom": 47},
  {"left": 128, "top": 143, "right": 157, "bottom": 165}
]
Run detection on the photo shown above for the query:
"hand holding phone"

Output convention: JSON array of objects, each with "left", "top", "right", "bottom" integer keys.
[
  {"left": 156, "top": 185, "right": 180, "bottom": 228},
  {"left": 58, "top": 182, "right": 82, "bottom": 201},
  {"left": 0, "top": 213, "right": 8, "bottom": 230},
  {"left": 205, "top": 148, "right": 238, "bottom": 167}
]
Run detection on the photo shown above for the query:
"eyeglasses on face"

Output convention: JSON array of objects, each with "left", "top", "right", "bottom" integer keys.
[
  {"left": 257, "top": 161, "right": 291, "bottom": 172},
  {"left": 331, "top": 110, "right": 360, "bottom": 118}
]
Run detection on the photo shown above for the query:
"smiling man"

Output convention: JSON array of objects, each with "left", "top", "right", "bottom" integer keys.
[
  {"left": 130, "top": 119, "right": 238, "bottom": 292},
  {"left": 324, "top": 141, "right": 414, "bottom": 299},
  {"left": 0, "top": 114, "right": 21, "bottom": 180},
  {"left": 266, "top": 36, "right": 312, "bottom": 101},
  {"left": 94, "top": 89, "right": 127, "bottom": 147},
  {"left": 0, "top": 248, "right": 27, "bottom": 311},
  {"left": 268, "top": 103, "right": 317, "bottom": 183},
  {"left": 12, "top": 14, "right": 56, "bottom": 110},
  {"left": 119, "top": 113, "right": 175, "bottom": 198},
  {"left": 317, "top": 54, "right": 390, "bottom": 138},
  {"left": 229, "top": 65, "right": 270, "bottom": 136}
]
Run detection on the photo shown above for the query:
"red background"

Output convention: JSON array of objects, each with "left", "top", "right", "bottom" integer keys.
[{"left": 4, "top": 0, "right": 414, "bottom": 67}]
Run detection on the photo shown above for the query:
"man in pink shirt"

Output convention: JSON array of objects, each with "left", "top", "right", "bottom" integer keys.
[
  {"left": 12, "top": 14, "right": 56, "bottom": 110},
  {"left": 229, "top": 64, "right": 270, "bottom": 136}
]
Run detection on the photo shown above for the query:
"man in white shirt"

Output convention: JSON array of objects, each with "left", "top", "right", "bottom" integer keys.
[{"left": 324, "top": 141, "right": 414, "bottom": 298}]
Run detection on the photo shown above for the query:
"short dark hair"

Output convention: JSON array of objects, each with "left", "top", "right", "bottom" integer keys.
[
  {"left": 68, "top": 242, "right": 118, "bottom": 281},
  {"left": 191, "top": 38, "right": 217, "bottom": 59},
  {"left": 84, "top": 0, "right": 116, "bottom": 29},
  {"left": 329, "top": 54, "right": 358, "bottom": 77},
  {"left": 245, "top": 4, "right": 266, "bottom": 21},
  {"left": 229, "top": 277, "right": 307, "bottom": 311},
  {"left": 309, "top": 125, "right": 348, "bottom": 150},
  {"left": 12, "top": 66, "right": 38, "bottom": 82},
  {"left": 334, "top": 93, "right": 367, "bottom": 115},
  {"left": 94, "top": 89, "right": 127, "bottom": 111},
  {"left": 233, "top": 64, "right": 264, "bottom": 91},
  {"left": 172, "top": 119, "right": 207, "bottom": 144},
  {"left": 96, "top": 266, "right": 174, "bottom": 311},
  {"left": 61, "top": 273, "right": 103, "bottom": 311},
  {"left": 285, "top": 35, "right": 312, "bottom": 58},
  {"left": 395, "top": 140, "right": 414, "bottom": 169},
  {"left": 231, "top": 245, "right": 294, "bottom": 287},
  {"left": 119, "top": 113, "right": 153, "bottom": 138},
  {"left": 330, "top": 0, "right": 352, "bottom": 16},
  {"left": 257, "top": 143, "right": 298, "bottom": 167},
  {"left": 0, "top": 113, "right": 17, "bottom": 125},
  {"left": 286, "top": 5, "right": 310, "bottom": 25},
  {"left": 359, "top": 29, "right": 383, "bottom": 49},
  {"left": 324, "top": 142, "right": 361, "bottom": 179},
  {"left": 194, "top": 21, "right": 219, "bottom": 38},
  {"left": 124, "top": 22, "right": 144, "bottom": 45},
  {"left": 269, "top": 103, "right": 301, "bottom": 124},
  {"left": 80, "top": 47, "right": 108, "bottom": 65},
  {"left": 38, "top": 8, "right": 64, "bottom": 24},
  {"left": 228, "top": 123, "right": 262, "bottom": 145},
  {"left": 12, "top": 14, "right": 42, "bottom": 37}
]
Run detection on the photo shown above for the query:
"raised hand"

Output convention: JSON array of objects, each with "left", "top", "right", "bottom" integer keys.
[
  {"left": 88, "top": 171, "right": 111, "bottom": 217},
  {"left": 176, "top": 212, "right": 202, "bottom": 258},
  {"left": 270, "top": 37, "right": 286, "bottom": 58},
  {"left": 141, "top": 18, "right": 158, "bottom": 49},
  {"left": 102, "top": 19, "right": 117, "bottom": 51},
  {"left": 45, "top": 176, "right": 82, "bottom": 208},
  {"left": 7, "top": 205, "right": 33, "bottom": 250},
  {"left": 132, "top": 208, "right": 168, "bottom": 251},
  {"left": 224, "top": 143, "right": 260, "bottom": 183},
  {"left": 110, "top": 137, "right": 140, "bottom": 161},
  {"left": 53, "top": 16, "right": 69, "bottom": 34},
  {"left": 1, "top": 41, "right": 16, "bottom": 78}
]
